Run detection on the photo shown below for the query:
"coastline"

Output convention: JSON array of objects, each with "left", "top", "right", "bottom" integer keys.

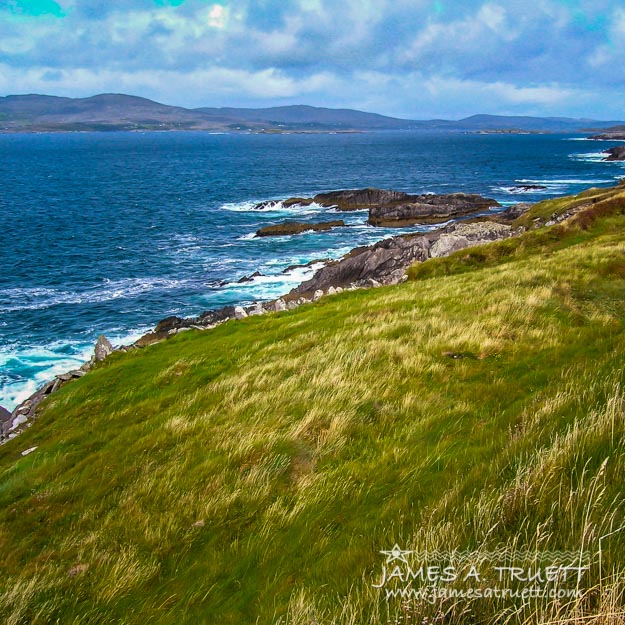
[{"left": 0, "top": 192, "right": 527, "bottom": 442}]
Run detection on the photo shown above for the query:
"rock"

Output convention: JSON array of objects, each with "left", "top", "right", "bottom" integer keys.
[
  {"left": 368, "top": 193, "right": 500, "bottom": 227},
  {"left": 589, "top": 130, "right": 625, "bottom": 140},
  {"left": 312, "top": 289, "right": 324, "bottom": 301},
  {"left": 0, "top": 405, "right": 11, "bottom": 439},
  {"left": 256, "top": 220, "right": 345, "bottom": 237},
  {"left": 21, "top": 446, "right": 37, "bottom": 456},
  {"left": 604, "top": 146, "right": 625, "bottom": 161},
  {"left": 429, "top": 222, "right": 512, "bottom": 258},
  {"left": 94, "top": 335, "right": 114, "bottom": 362},
  {"left": 297, "top": 298, "right": 308, "bottom": 305},
  {"left": 287, "top": 301, "right": 298, "bottom": 310},
  {"left": 234, "top": 306, "right": 248, "bottom": 319},
  {"left": 291, "top": 233, "right": 431, "bottom": 297},
  {"left": 313, "top": 188, "right": 411, "bottom": 211},
  {"left": 273, "top": 298, "right": 287, "bottom": 312},
  {"left": 253, "top": 197, "right": 313, "bottom": 210},
  {"left": 326, "top": 286, "right": 336, "bottom": 295},
  {"left": 248, "top": 302, "right": 265, "bottom": 316},
  {"left": 496, "top": 203, "right": 532, "bottom": 221},
  {"left": 335, "top": 287, "right": 343, "bottom": 293},
  {"left": 236, "top": 271, "right": 263, "bottom": 283}
]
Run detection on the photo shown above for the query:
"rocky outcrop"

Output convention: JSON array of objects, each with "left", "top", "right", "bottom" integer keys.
[
  {"left": 254, "top": 187, "right": 499, "bottom": 226},
  {"left": 255, "top": 220, "right": 345, "bottom": 237},
  {"left": 94, "top": 335, "right": 114, "bottom": 362},
  {"left": 290, "top": 220, "right": 513, "bottom": 297},
  {"left": 368, "top": 193, "right": 500, "bottom": 226},
  {"left": 604, "top": 146, "right": 625, "bottom": 161},
  {"left": 589, "top": 131, "right": 625, "bottom": 140},
  {"left": 429, "top": 222, "right": 512, "bottom": 257},
  {"left": 290, "top": 234, "right": 433, "bottom": 295},
  {"left": 313, "top": 188, "right": 411, "bottom": 210}
]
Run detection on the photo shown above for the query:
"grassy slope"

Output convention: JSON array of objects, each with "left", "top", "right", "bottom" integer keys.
[{"left": 2, "top": 187, "right": 625, "bottom": 624}]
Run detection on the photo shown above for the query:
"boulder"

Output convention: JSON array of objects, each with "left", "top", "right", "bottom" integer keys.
[
  {"left": 234, "top": 306, "right": 248, "bottom": 319},
  {"left": 312, "top": 289, "right": 324, "bottom": 301},
  {"left": 273, "top": 299, "right": 287, "bottom": 312},
  {"left": 248, "top": 302, "right": 265, "bottom": 316},
  {"left": 94, "top": 335, "right": 114, "bottom": 362}
]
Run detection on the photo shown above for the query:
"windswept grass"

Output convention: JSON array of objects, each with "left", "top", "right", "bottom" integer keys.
[{"left": 2, "top": 187, "right": 625, "bottom": 624}]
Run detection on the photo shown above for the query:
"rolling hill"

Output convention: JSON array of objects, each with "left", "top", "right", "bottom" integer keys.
[{"left": 0, "top": 93, "right": 623, "bottom": 132}]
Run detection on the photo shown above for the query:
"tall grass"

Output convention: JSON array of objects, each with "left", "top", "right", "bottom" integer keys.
[{"left": 1, "top": 191, "right": 625, "bottom": 623}]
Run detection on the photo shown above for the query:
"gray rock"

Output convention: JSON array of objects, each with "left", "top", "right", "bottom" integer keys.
[
  {"left": 429, "top": 222, "right": 512, "bottom": 258},
  {"left": 94, "top": 335, "right": 114, "bottom": 362},
  {"left": 249, "top": 302, "right": 265, "bottom": 316},
  {"left": 312, "top": 289, "right": 324, "bottom": 301},
  {"left": 273, "top": 298, "right": 287, "bottom": 312},
  {"left": 291, "top": 234, "right": 431, "bottom": 297},
  {"left": 335, "top": 286, "right": 343, "bottom": 293},
  {"left": 287, "top": 301, "right": 298, "bottom": 310},
  {"left": 326, "top": 286, "right": 337, "bottom": 295},
  {"left": 368, "top": 193, "right": 499, "bottom": 227},
  {"left": 234, "top": 306, "right": 248, "bottom": 319}
]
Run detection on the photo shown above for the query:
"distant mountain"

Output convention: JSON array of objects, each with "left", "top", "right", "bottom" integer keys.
[{"left": 0, "top": 93, "right": 623, "bottom": 133}]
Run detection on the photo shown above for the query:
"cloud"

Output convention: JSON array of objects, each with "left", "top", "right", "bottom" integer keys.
[{"left": 0, "top": 0, "right": 624, "bottom": 118}]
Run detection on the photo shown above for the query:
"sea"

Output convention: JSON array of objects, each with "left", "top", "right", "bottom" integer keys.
[{"left": 1, "top": 131, "right": 624, "bottom": 410}]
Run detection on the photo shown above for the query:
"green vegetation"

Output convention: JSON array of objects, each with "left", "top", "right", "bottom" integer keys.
[{"left": 2, "top": 185, "right": 625, "bottom": 624}]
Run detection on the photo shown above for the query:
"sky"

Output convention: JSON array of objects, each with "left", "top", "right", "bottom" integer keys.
[{"left": 0, "top": 0, "right": 624, "bottom": 119}]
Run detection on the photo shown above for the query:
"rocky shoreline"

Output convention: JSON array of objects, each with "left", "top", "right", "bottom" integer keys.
[{"left": 0, "top": 187, "right": 536, "bottom": 443}]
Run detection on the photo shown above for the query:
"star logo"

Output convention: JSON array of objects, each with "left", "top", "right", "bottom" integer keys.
[{"left": 380, "top": 544, "right": 413, "bottom": 564}]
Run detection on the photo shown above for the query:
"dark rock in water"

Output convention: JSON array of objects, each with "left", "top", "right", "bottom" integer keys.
[
  {"left": 94, "top": 335, "right": 114, "bottom": 361},
  {"left": 253, "top": 197, "right": 314, "bottom": 210},
  {"left": 236, "top": 271, "right": 263, "bottom": 283},
  {"left": 282, "top": 258, "right": 330, "bottom": 274},
  {"left": 313, "top": 188, "right": 411, "bottom": 211},
  {"left": 604, "top": 146, "right": 625, "bottom": 161},
  {"left": 368, "top": 193, "right": 500, "bottom": 226},
  {"left": 256, "top": 220, "right": 345, "bottom": 237}
]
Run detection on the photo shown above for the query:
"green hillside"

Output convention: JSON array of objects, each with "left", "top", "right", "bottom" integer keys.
[{"left": 2, "top": 184, "right": 625, "bottom": 624}]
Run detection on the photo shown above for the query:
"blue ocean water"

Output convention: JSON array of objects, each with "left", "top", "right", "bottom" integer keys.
[{"left": 1, "top": 131, "right": 623, "bottom": 409}]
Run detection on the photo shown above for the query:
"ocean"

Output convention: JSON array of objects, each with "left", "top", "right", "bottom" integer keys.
[{"left": 1, "top": 130, "right": 623, "bottom": 410}]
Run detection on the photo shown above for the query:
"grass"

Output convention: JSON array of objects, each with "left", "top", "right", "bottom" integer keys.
[{"left": 2, "top": 185, "right": 625, "bottom": 623}]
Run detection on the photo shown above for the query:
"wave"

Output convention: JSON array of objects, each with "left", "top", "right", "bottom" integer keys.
[
  {"left": 0, "top": 278, "right": 188, "bottom": 312},
  {"left": 493, "top": 186, "right": 551, "bottom": 195},
  {"left": 221, "top": 199, "right": 330, "bottom": 216},
  {"left": 516, "top": 178, "right": 614, "bottom": 185},
  {"left": 0, "top": 325, "right": 151, "bottom": 410}
]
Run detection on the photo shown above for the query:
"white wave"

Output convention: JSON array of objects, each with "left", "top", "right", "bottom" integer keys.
[
  {"left": 516, "top": 178, "right": 613, "bottom": 184},
  {"left": 222, "top": 199, "right": 329, "bottom": 215},
  {"left": 237, "top": 232, "right": 256, "bottom": 241},
  {"left": 568, "top": 152, "right": 611, "bottom": 163},
  {"left": 0, "top": 278, "right": 187, "bottom": 312},
  {"left": 493, "top": 185, "right": 550, "bottom": 195}
]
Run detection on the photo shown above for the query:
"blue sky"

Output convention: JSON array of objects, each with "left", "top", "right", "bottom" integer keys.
[{"left": 1, "top": 0, "right": 624, "bottom": 118}]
